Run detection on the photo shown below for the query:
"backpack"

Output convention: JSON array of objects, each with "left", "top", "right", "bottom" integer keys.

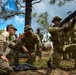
[{"left": 12, "top": 63, "right": 38, "bottom": 71}]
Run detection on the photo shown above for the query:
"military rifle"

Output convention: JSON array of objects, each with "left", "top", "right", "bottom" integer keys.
[{"left": 59, "top": 10, "right": 76, "bottom": 27}]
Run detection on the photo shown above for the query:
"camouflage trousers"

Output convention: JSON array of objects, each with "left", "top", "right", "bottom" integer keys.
[
  {"left": 52, "top": 50, "right": 63, "bottom": 68},
  {"left": 47, "top": 46, "right": 62, "bottom": 68},
  {"left": 8, "top": 50, "right": 19, "bottom": 66},
  {"left": 4, "top": 48, "right": 19, "bottom": 66},
  {"left": 26, "top": 50, "right": 42, "bottom": 65},
  {"left": 0, "top": 59, "right": 13, "bottom": 75},
  {"left": 26, "top": 54, "right": 36, "bottom": 65},
  {"left": 52, "top": 44, "right": 76, "bottom": 68}
]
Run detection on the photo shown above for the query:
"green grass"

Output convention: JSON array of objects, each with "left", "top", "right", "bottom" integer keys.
[
  {"left": 10, "top": 51, "right": 76, "bottom": 75},
  {"left": 10, "top": 51, "right": 50, "bottom": 75}
]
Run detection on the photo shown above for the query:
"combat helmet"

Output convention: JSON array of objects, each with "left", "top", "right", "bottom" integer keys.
[{"left": 51, "top": 16, "right": 62, "bottom": 23}]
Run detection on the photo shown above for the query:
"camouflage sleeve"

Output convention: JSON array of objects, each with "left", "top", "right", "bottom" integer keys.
[
  {"left": 3, "top": 40, "right": 22, "bottom": 56},
  {"left": 9, "top": 40, "right": 22, "bottom": 50},
  {"left": 48, "top": 26, "right": 59, "bottom": 34},
  {"left": 3, "top": 47, "right": 11, "bottom": 56},
  {"left": 0, "top": 35, "right": 6, "bottom": 56},
  {"left": 41, "top": 33, "right": 43, "bottom": 40},
  {"left": 63, "top": 25, "right": 73, "bottom": 32}
]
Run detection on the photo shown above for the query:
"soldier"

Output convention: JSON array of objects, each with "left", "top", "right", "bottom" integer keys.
[
  {"left": 0, "top": 24, "right": 17, "bottom": 75},
  {"left": 36, "top": 28, "right": 43, "bottom": 43},
  {"left": 36, "top": 28, "right": 43, "bottom": 57},
  {"left": 8, "top": 34, "right": 19, "bottom": 66},
  {"left": 47, "top": 16, "right": 66, "bottom": 68},
  {"left": 0, "top": 24, "right": 27, "bottom": 75},
  {"left": 48, "top": 16, "right": 76, "bottom": 68},
  {"left": 69, "top": 16, "right": 76, "bottom": 66},
  {"left": 20, "top": 25, "right": 42, "bottom": 65}
]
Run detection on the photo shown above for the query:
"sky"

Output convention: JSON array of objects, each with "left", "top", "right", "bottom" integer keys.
[
  {"left": 0, "top": 0, "right": 76, "bottom": 35},
  {"left": 32, "top": 0, "right": 76, "bottom": 31}
]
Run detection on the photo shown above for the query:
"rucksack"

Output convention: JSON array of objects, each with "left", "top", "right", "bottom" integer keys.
[{"left": 12, "top": 63, "right": 38, "bottom": 71}]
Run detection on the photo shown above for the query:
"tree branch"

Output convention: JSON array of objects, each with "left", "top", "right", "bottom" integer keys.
[
  {"left": 72, "top": 0, "right": 76, "bottom": 3},
  {"left": 1, "top": 12, "right": 25, "bottom": 24},
  {"left": 59, "top": 0, "right": 61, "bottom": 2},
  {"left": 4, "top": 12, "right": 25, "bottom": 20},
  {"left": 16, "top": 0, "right": 25, "bottom": 8},
  {"left": 32, "top": 0, "right": 43, "bottom": 5},
  {"left": 64, "top": 0, "right": 76, "bottom": 3},
  {"left": 17, "top": 2, "right": 25, "bottom": 8}
]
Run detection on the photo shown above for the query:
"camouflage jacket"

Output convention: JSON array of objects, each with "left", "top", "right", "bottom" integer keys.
[
  {"left": 48, "top": 25, "right": 73, "bottom": 46},
  {"left": 36, "top": 33, "right": 43, "bottom": 42},
  {"left": 0, "top": 31, "right": 21, "bottom": 56},
  {"left": 71, "top": 25, "right": 76, "bottom": 43},
  {"left": 0, "top": 31, "right": 9, "bottom": 55},
  {"left": 21, "top": 32, "right": 42, "bottom": 54},
  {"left": 48, "top": 26, "right": 61, "bottom": 46}
]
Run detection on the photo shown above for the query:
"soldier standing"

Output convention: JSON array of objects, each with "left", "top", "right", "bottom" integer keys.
[
  {"left": 36, "top": 28, "right": 43, "bottom": 43},
  {"left": 48, "top": 16, "right": 76, "bottom": 68},
  {"left": 47, "top": 16, "right": 66, "bottom": 68},
  {"left": 36, "top": 28, "right": 43, "bottom": 57}
]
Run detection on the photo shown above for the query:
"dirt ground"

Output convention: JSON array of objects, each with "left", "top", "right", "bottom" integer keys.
[{"left": 10, "top": 50, "right": 76, "bottom": 75}]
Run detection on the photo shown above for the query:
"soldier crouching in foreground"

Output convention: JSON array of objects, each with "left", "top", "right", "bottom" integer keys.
[
  {"left": 19, "top": 25, "right": 42, "bottom": 65},
  {"left": 0, "top": 24, "right": 28, "bottom": 75}
]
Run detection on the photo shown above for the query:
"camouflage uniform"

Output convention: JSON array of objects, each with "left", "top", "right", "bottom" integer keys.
[
  {"left": 21, "top": 25, "right": 42, "bottom": 65},
  {"left": 9, "top": 35, "right": 19, "bottom": 66},
  {"left": 71, "top": 25, "right": 76, "bottom": 44},
  {"left": 62, "top": 23, "right": 76, "bottom": 60},
  {"left": 0, "top": 31, "right": 13, "bottom": 74},
  {"left": 62, "top": 31, "right": 70, "bottom": 59},
  {"left": 48, "top": 18, "right": 76, "bottom": 68},
  {"left": 36, "top": 28, "right": 43, "bottom": 43},
  {"left": 47, "top": 16, "right": 63, "bottom": 68},
  {"left": 0, "top": 25, "right": 21, "bottom": 74},
  {"left": 70, "top": 25, "right": 76, "bottom": 66},
  {"left": 36, "top": 28, "right": 43, "bottom": 57},
  {"left": 58, "top": 22, "right": 76, "bottom": 68},
  {"left": 48, "top": 26, "right": 63, "bottom": 68}
]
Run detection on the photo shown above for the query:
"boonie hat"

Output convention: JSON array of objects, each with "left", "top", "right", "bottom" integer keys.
[
  {"left": 24, "top": 25, "right": 32, "bottom": 31},
  {"left": 51, "top": 16, "right": 62, "bottom": 23},
  {"left": 7, "top": 24, "right": 17, "bottom": 31}
]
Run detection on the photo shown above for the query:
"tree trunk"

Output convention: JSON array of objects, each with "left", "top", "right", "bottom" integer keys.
[{"left": 25, "top": 0, "right": 32, "bottom": 26}]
